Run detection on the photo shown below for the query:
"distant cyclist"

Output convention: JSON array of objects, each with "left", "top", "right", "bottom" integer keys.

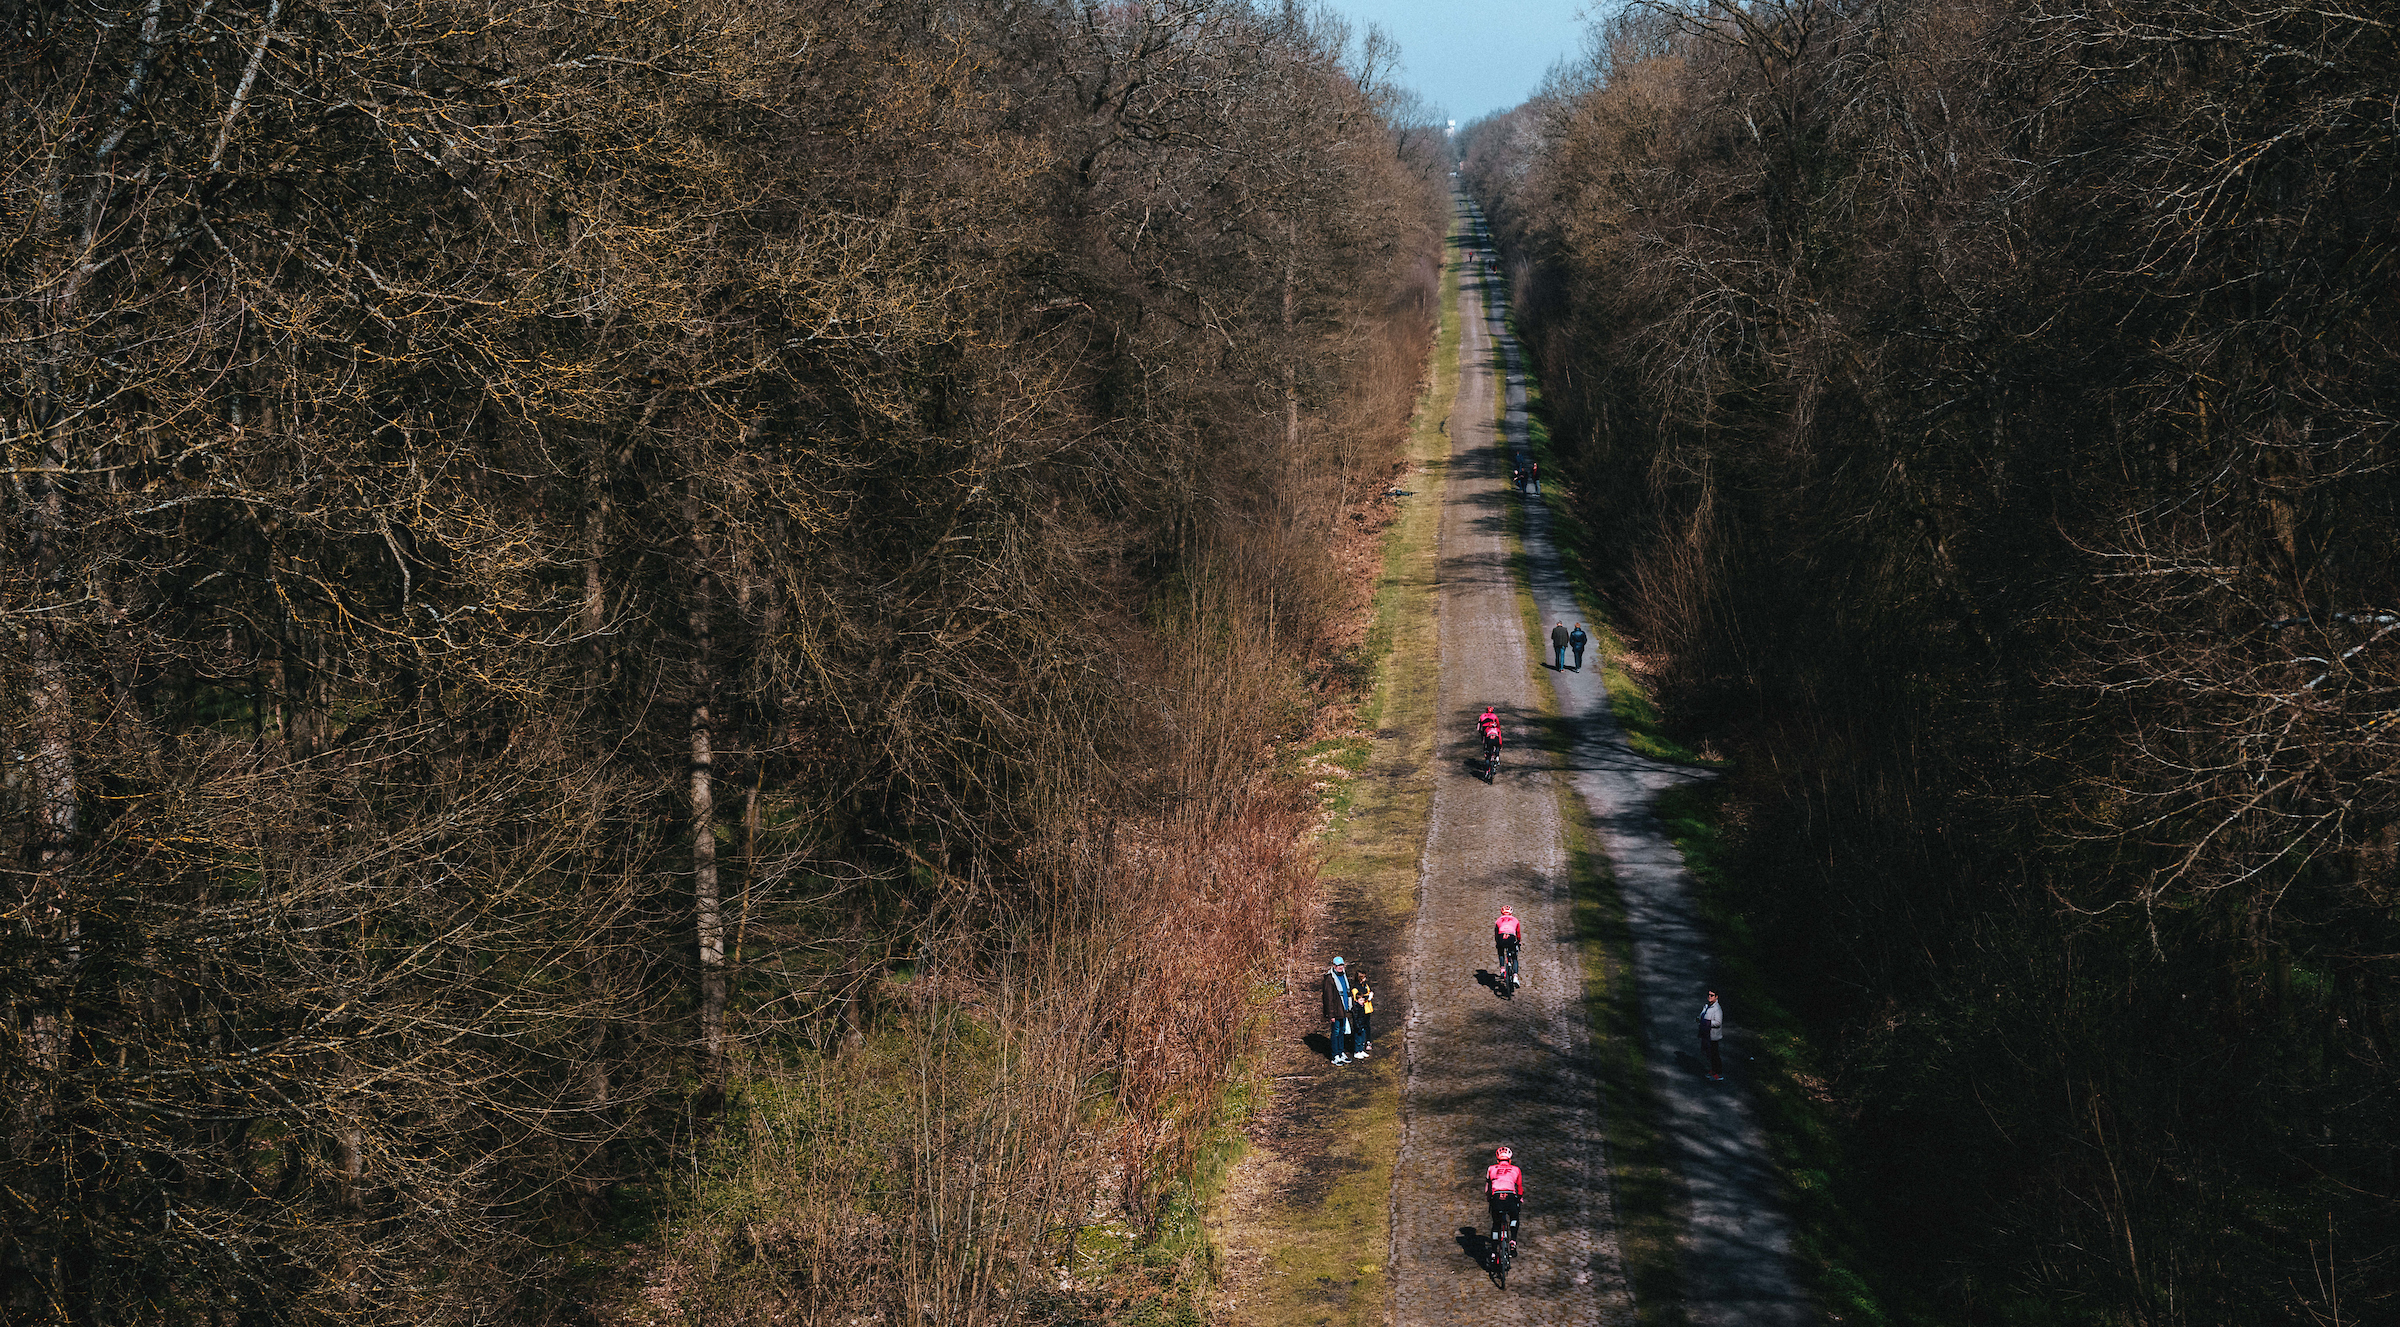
[
  {"left": 1477, "top": 707, "right": 1503, "bottom": 771},
  {"left": 1485, "top": 1146, "right": 1524, "bottom": 1260},
  {"left": 1494, "top": 906, "right": 1522, "bottom": 976}
]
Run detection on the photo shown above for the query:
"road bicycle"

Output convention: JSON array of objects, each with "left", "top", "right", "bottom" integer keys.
[
  {"left": 1497, "top": 940, "right": 1521, "bottom": 998},
  {"left": 1480, "top": 731, "right": 1501, "bottom": 783},
  {"left": 1487, "top": 1200, "right": 1520, "bottom": 1287}
]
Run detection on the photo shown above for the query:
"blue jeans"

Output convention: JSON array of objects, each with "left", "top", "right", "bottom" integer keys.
[
  {"left": 1329, "top": 1018, "right": 1354, "bottom": 1059},
  {"left": 1553, "top": 645, "right": 1567, "bottom": 669}
]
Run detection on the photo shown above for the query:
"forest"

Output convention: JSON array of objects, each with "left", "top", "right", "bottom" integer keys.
[
  {"left": 1462, "top": 0, "right": 2397, "bottom": 1322},
  {"left": 1, "top": 1, "right": 1448, "bottom": 1322}
]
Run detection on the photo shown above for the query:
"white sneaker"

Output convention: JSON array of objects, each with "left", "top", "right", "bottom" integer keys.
[
  {"left": 1355, "top": 1050, "right": 1369, "bottom": 1059},
  {"left": 1333, "top": 1055, "right": 1348, "bottom": 1064}
]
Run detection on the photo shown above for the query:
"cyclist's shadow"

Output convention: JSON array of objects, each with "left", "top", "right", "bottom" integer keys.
[
  {"left": 1473, "top": 970, "right": 1515, "bottom": 1000},
  {"left": 1454, "top": 1226, "right": 1503, "bottom": 1276},
  {"left": 1455, "top": 1226, "right": 1486, "bottom": 1261}
]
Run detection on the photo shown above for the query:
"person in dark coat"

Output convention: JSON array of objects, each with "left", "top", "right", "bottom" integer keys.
[
  {"left": 1321, "top": 957, "right": 1357, "bottom": 1064},
  {"left": 1569, "top": 622, "right": 1589, "bottom": 670},
  {"left": 1550, "top": 621, "right": 1571, "bottom": 671}
]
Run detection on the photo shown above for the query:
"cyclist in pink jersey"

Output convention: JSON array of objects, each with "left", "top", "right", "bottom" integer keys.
[
  {"left": 1494, "top": 906, "right": 1522, "bottom": 971},
  {"left": 1485, "top": 1146, "right": 1524, "bottom": 1256}
]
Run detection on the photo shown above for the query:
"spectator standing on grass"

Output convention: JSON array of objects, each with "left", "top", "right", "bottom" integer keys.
[
  {"left": 1699, "top": 990, "right": 1725, "bottom": 1080},
  {"left": 1353, "top": 972, "right": 1375, "bottom": 1058},
  {"left": 1322, "top": 957, "right": 1357, "bottom": 1064},
  {"left": 1528, "top": 461, "right": 1540, "bottom": 495},
  {"left": 1550, "top": 620, "right": 1571, "bottom": 671},
  {"left": 1569, "top": 622, "right": 1589, "bottom": 671}
]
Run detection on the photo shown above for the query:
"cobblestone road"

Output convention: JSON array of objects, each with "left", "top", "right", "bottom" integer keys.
[{"left": 1387, "top": 214, "right": 1635, "bottom": 1326}]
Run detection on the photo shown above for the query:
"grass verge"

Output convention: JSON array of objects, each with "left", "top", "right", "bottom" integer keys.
[{"left": 1197, "top": 221, "right": 1465, "bottom": 1327}]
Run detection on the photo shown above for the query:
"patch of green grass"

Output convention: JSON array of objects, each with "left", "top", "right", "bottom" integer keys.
[
  {"left": 1312, "top": 223, "right": 1459, "bottom": 890},
  {"left": 1217, "top": 1078, "right": 1404, "bottom": 1327},
  {"left": 1656, "top": 781, "right": 1910, "bottom": 1327},
  {"left": 1303, "top": 734, "right": 1374, "bottom": 772},
  {"left": 1296, "top": 734, "right": 1377, "bottom": 819}
]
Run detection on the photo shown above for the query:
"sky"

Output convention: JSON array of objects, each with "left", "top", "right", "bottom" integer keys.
[{"left": 1320, "top": 0, "right": 1601, "bottom": 125}]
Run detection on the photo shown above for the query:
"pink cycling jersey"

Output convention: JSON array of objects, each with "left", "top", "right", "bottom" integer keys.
[
  {"left": 1495, "top": 914, "right": 1521, "bottom": 939},
  {"left": 1486, "top": 1162, "right": 1524, "bottom": 1196}
]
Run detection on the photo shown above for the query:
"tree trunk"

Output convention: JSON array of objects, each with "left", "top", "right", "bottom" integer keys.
[
  {"left": 24, "top": 440, "right": 82, "bottom": 1073},
  {"left": 688, "top": 492, "right": 726, "bottom": 1085},
  {"left": 1283, "top": 220, "right": 1301, "bottom": 456}
]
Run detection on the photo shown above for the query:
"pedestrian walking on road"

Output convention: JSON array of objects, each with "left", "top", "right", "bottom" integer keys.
[
  {"left": 1550, "top": 620, "right": 1571, "bottom": 671},
  {"left": 1353, "top": 972, "right": 1375, "bottom": 1058},
  {"left": 1528, "top": 461, "right": 1540, "bottom": 495},
  {"left": 1322, "top": 957, "right": 1357, "bottom": 1064},
  {"left": 1569, "top": 622, "right": 1589, "bottom": 671},
  {"left": 1699, "top": 990, "right": 1725, "bottom": 1079}
]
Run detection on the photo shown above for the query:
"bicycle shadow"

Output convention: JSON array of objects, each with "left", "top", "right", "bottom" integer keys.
[
  {"left": 1473, "top": 969, "right": 1516, "bottom": 1000},
  {"left": 1454, "top": 1225, "right": 1492, "bottom": 1264}
]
